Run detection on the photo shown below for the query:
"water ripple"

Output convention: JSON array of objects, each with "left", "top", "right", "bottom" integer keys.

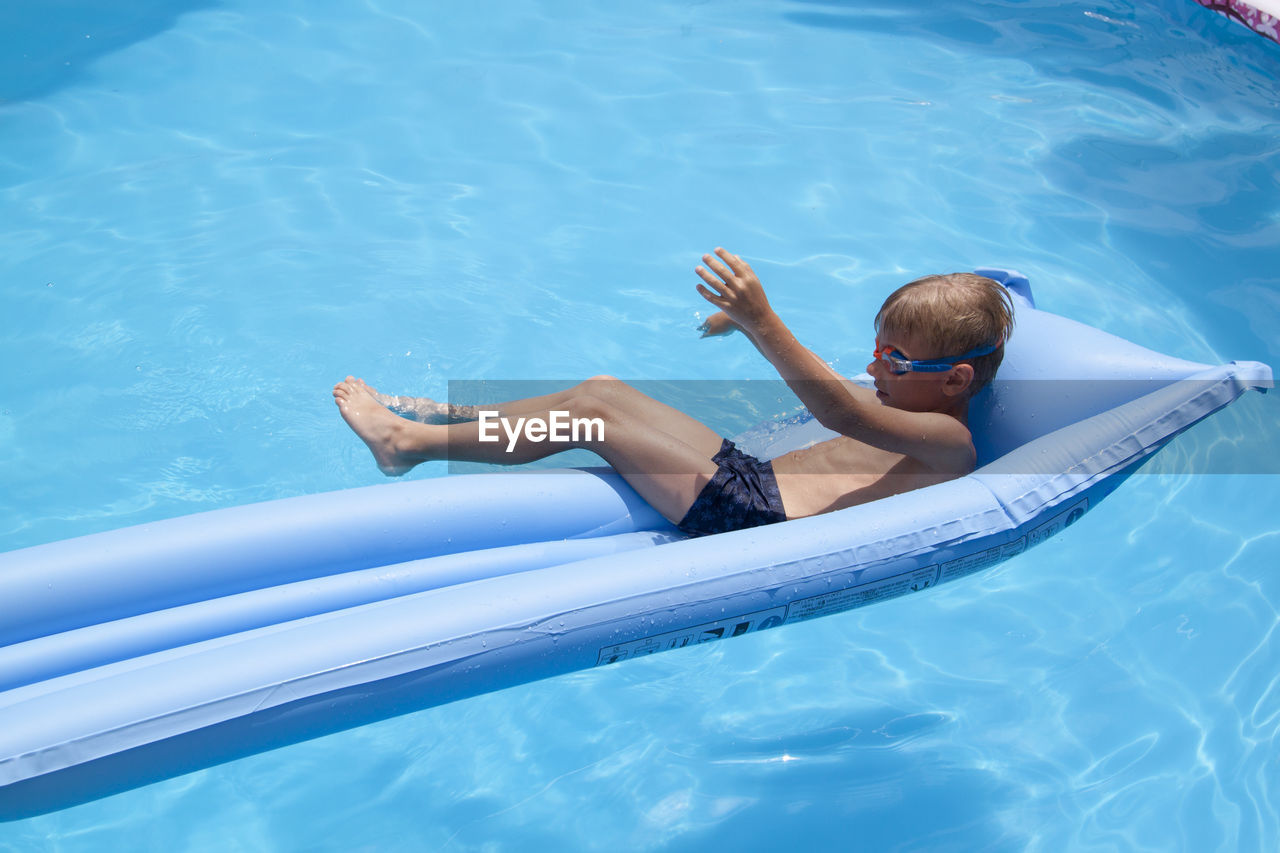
[{"left": 1, "top": 0, "right": 1277, "bottom": 849}]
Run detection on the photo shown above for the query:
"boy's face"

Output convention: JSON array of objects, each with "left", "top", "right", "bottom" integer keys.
[{"left": 867, "top": 330, "right": 965, "bottom": 413}]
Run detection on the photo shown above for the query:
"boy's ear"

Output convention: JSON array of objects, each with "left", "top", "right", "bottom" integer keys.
[{"left": 942, "top": 363, "right": 975, "bottom": 398}]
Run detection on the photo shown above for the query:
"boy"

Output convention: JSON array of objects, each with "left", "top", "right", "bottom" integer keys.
[{"left": 334, "top": 248, "right": 1014, "bottom": 536}]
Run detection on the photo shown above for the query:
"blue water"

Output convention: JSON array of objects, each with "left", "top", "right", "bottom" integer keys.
[{"left": 2, "top": 0, "right": 1278, "bottom": 849}]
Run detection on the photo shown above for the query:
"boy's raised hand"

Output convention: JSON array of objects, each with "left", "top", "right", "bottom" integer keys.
[{"left": 695, "top": 248, "right": 775, "bottom": 332}]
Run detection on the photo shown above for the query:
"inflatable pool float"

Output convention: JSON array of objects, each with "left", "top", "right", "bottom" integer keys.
[{"left": 0, "top": 270, "right": 1270, "bottom": 819}]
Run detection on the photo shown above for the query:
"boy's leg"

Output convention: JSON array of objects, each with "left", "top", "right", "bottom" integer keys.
[
  {"left": 493, "top": 376, "right": 724, "bottom": 460},
  {"left": 359, "top": 376, "right": 725, "bottom": 460},
  {"left": 335, "top": 378, "right": 719, "bottom": 523}
]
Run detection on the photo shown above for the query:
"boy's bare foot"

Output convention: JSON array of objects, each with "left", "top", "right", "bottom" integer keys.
[{"left": 333, "top": 376, "right": 422, "bottom": 475}]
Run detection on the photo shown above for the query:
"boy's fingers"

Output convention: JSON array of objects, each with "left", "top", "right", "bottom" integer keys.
[
  {"left": 714, "top": 247, "right": 746, "bottom": 274},
  {"left": 695, "top": 266, "right": 727, "bottom": 292},
  {"left": 695, "top": 283, "right": 727, "bottom": 306},
  {"left": 702, "top": 254, "right": 735, "bottom": 284}
]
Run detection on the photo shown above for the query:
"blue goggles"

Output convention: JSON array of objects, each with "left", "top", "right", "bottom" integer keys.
[{"left": 874, "top": 339, "right": 1001, "bottom": 375}]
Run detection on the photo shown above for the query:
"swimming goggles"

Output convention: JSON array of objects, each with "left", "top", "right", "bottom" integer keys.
[{"left": 874, "top": 339, "right": 1001, "bottom": 374}]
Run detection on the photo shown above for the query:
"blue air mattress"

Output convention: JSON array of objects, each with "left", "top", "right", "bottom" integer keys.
[{"left": 0, "top": 270, "right": 1271, "bottom": 819}]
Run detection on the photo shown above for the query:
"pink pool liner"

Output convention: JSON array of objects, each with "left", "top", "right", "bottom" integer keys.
[{"left": 1194, "top": 0, "right": 1280, "bottom": 43}]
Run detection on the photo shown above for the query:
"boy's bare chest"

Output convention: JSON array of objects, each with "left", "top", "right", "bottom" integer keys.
[
  {"left": 772, "top": 436, "right": 915, "bottom": 477},
  {"left": 771, "top": 437, "right": 951, "bottom": 517}
]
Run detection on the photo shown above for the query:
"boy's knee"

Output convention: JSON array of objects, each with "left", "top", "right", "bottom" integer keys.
[
  {"left": 577, "top": 375, "right": 629, "bottom": 403},
  {"left": 563, "top": 393, "right": 614, "bottom": 423}
]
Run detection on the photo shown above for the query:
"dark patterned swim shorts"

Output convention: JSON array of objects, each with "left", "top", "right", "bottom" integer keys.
[{"left": 676, "top": 439, "right": 787, "bottom": 537}]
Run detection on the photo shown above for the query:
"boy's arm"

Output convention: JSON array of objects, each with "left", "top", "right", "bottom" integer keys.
[
  {"left": 702, "top": 310, "right": 863, "bottom": 396},
  {"left": 696, "top": 248, "right": 974, "bottom": 473}
]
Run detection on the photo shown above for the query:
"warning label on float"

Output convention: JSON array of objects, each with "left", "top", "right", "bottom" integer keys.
[
  {"left": 937, "top": 539, "right": 1028, "bottom": 583},
  {"left": 1026, "top": 498, "right": 1089, "bottom": 548},
  {"left": 785, "top": 566, "right": 940, "bottom": 622},
  {"left": 595, "top": 606, "right": 788, "bottom": 666}
]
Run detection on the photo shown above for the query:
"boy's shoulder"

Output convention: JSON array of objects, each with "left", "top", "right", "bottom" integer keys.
[{"left": 869, "top": 405, "right": 976, "bottom": 475}]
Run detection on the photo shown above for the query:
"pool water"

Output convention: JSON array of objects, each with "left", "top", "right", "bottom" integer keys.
[{"left": 2, "top": 0, "right": 1278, "bottom": 849}]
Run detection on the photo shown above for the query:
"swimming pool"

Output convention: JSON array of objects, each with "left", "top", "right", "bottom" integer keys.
[{"left": 2, "top": 0, "right": 1277, "bottom": 848}]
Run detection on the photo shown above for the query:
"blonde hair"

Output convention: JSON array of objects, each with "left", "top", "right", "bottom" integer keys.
[{"left": 874, "top": 272, "right": 1015, "bottom": 394}]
